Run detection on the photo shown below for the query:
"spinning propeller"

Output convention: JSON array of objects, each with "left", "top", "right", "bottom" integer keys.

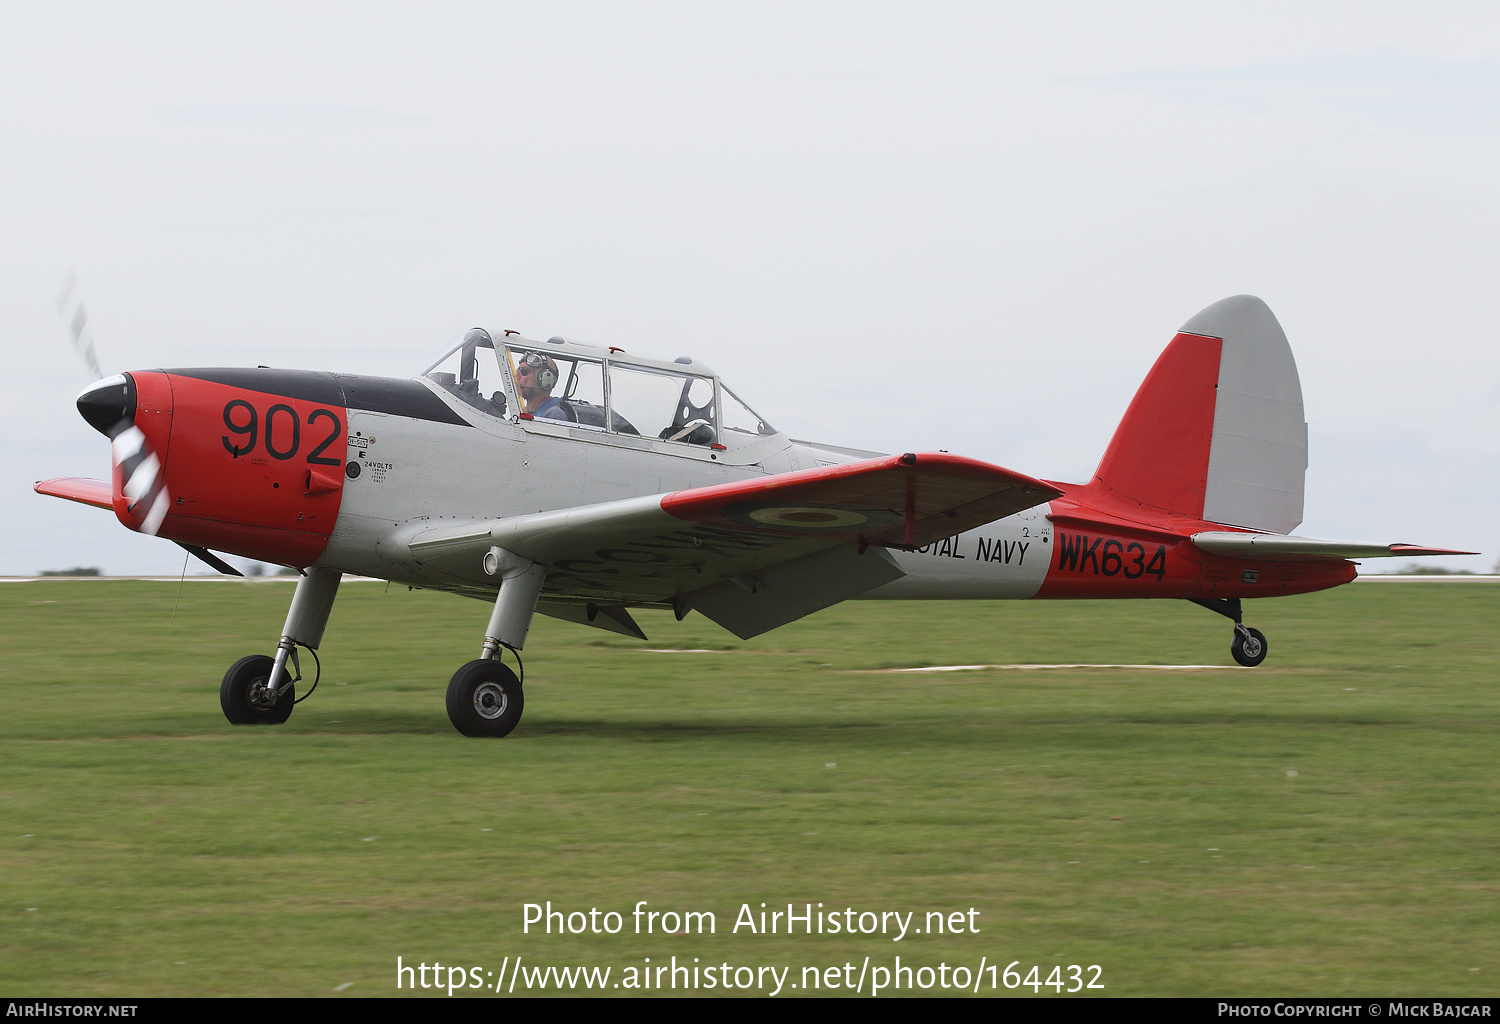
[{"left": 57, "top": 274, "right": 242, "bottom": 576}]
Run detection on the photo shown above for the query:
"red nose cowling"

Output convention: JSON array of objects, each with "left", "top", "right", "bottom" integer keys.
[{"left": 82, "top": 370, "right": 348, "bottom": 568}]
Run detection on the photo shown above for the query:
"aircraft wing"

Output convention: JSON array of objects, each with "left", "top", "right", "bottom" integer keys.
[
  {"left": 401, "top": 452, "right": 1059, "bottom": 638},
  {"left": 1191, "top": 531, "right": 1477, "bottom": 561},
  {"left": 34, "top": 477, "right": 112, "bottom": 510}
]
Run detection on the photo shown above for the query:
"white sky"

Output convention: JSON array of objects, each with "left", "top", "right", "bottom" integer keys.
[{"left": 3, "top": 2, "right": 1496, "bottom": 575}]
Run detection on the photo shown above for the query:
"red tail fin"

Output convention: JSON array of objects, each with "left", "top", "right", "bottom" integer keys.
[
  {"left": 1092, "top": 331, "right": 1222, "bottom": 518},
  {"left": 1090, "top": 296, "right": 1307, "bottom": 532}
]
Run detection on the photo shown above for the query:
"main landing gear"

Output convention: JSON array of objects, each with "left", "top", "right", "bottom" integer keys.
[
  {"left": 1190, "top": 597, "right": 1269, "bottom": 667},
  {"left": 220, "top": 567, "right": 342, "bottom": 726},
  {"left": 444, "top": 546, "right": 546, "bottom": 737},
  {"left": 220, "top": 548, "right": 546, "bottom": 737}
]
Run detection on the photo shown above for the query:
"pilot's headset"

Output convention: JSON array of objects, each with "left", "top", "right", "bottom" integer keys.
[{"left": 517, "top": 351, "right": 559, "bottom": 390}]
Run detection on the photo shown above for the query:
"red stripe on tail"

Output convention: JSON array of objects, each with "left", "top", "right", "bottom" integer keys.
[{"left": 1091, "top": 332, "right": 1221, "bottom": 518}]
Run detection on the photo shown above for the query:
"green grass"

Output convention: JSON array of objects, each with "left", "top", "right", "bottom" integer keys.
[{"left": 1, "top": 580, "right": 1496, "bottom": 996}]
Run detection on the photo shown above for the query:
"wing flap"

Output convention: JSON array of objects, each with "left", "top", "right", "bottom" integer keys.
[
  {"left": 535, "top": 600, "right": 648, "bottom": 639},
  {"left": 685, "top": 544, "right": 905, "bottom": 639},
  {"left": 35, "top": 477, "right": 112, "bottom": 510},
  {"left": 1192, "top": 531, "right": 1476, "bottom": 561}
]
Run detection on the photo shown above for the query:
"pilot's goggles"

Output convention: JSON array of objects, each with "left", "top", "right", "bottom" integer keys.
[
  {"left": 515, "top": 350, "right": 559, "bottom": 391},
  {"left": 516, "top": 352, "right": 549, "bottom": 376}
]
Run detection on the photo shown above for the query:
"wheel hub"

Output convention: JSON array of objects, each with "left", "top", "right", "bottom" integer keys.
[
  {"left": 247, "top": 677, "right": 280, "bottom": 712},
  {"left": 473, "top": 681, "right": 509, "bottom": 720}
]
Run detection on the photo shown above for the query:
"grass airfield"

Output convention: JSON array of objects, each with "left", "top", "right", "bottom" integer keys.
[{"left": 1, "top": 579, "right": 1496, "bottom": 997}]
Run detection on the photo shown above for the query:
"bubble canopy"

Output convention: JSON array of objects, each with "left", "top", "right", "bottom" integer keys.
[{"left": 421, "top": 329, "right": 776, "bottom": 448}]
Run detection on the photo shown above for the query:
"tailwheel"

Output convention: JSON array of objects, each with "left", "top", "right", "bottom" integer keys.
[
  {"left": 446, "top": 659, "right": 525, "bottom": 737},
  {"left": 220, "top": 654, "right": 296, "bottom": 724},
  {"left": 1231, "top": 626, "right": 1269, "bottom": 668}
]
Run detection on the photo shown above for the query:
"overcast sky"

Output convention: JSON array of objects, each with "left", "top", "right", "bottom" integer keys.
[{"left": 4, "top": 2, "right": 1496, "bottom": 576}]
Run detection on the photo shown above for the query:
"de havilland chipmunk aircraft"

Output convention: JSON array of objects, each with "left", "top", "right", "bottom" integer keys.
[{"left": 36, "top": 295, "right": 1471, "bottom": 736}]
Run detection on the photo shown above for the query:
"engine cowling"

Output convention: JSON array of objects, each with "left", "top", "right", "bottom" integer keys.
[{"left": 79, "top": 369, "right": 349, "bottom": 568}]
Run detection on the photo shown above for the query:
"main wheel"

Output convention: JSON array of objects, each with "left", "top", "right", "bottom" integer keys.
[
  {"left": 446, "top": 660, "right": 525, "bottom": 737},
  {"left": 220, "top": 655, "right": 296, "bottom": 725},
  {"left": 1231, "top": 627, "right": 1269, "bottom": 668}
]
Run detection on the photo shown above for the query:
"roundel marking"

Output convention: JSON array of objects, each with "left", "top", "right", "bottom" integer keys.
[
  {"left": 718, "top": 500, "right": 902, "bottom": 534},
  {"left": 746, "top": 506, "right": 868, "bottom": 529}
]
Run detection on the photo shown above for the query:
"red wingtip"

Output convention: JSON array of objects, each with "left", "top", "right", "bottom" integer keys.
[
  {"left": 35, "top": 477, "right": 113, "bottom": 510},
  {"left": 1389, "top": 544, "right": 1480, "bottom": 556}
]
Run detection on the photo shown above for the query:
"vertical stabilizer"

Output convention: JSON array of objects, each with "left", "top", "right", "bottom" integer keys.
[{"left": 1093, "top": 296, "right": 1307, "bottom": 533}]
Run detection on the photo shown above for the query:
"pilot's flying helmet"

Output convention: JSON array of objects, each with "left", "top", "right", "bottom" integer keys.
[{"left": 515, "top": 351, "right": 559, "bottom": 391}]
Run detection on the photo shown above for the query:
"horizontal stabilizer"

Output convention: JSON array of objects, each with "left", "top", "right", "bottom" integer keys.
[
  {"left": 1192, "top": 531, "right": 1476, "bottom": 561},
  {"left": 34, "top": 477, "right": 111, "bottom": 510}
]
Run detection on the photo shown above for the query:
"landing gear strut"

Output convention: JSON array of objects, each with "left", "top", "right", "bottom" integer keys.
[
  {"left": 1189, "top": 597, "right": 1269, "bottom": 667},
  {"left": 220, "top": 567, "right": 342, "bottom": 726},
  {"left": 445, "top": 546, "right": 546, "bottom": 737}
]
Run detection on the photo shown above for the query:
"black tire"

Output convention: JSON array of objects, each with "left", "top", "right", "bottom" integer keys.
[
  {"left": 220, "top": 654, "right": 296, "bottom": 725},
  {"left": 446, "top": 660, "right": 524, "bottom": 737},
  {"left": 1231, "top": 627, "right": 1269, "bottom": 668}
]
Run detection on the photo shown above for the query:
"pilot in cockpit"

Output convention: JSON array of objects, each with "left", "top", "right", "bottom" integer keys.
[{"left": 515, "top": 351, "right": 568, "bottom": 420}]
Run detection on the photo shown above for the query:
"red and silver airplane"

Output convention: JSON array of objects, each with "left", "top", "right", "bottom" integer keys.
[{"left": 36, "top": 295, "right": 1471, "bottom": 736}]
